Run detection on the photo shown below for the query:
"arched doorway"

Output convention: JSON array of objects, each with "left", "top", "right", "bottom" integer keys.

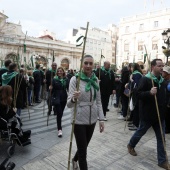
[
  {"left": 5, "top": 53, "right": 17, "bottom": 61},
  {"left": 122, "top": 61, "right": 129, "bottom": 68},
  {"left": 34, "top": 55, "right": 47, "bottom": 67},
  {"left": 61, "top": 58, "right": 69, "bottom": 70}
]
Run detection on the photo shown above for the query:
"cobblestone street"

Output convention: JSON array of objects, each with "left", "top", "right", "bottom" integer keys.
[{"left": 1, "top": 99, "right": 170, "bottom": 170}]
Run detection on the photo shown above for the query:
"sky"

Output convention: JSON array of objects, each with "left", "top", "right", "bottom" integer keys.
[{"left": 1, "top": 0, "right": 170, "bottom": 41}]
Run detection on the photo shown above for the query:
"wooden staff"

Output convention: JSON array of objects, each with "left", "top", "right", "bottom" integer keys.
[
  {"left": 47, "top": 50, "right": 55, "bottom": 126},
  {"left": 124, "top": 83, "right": 132, "bottom": 131},
  {"left": 99, "top": 49, "right": 102, "bottom": 80},
  {"left": 23, "top": 31, "right": 30, "bottom": 119},
  {"left": 13, "top": 46, "right": 20, "bottom": 108},
  {"left": 144, "top": 44, "right": 169, "bottom": 168},
  {"left": 99, "top": 50, "right": 105, "bottom": 80},
  {"left": 43, "top": 60, "right": 48, "bottom": 116},
  {"left": 67, "top": 22, "right": 89, "bottom": 170}
]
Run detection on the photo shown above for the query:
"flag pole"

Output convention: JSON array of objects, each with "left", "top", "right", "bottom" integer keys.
[
  {"left": 23, "top": 31, "right": 30, "bottom": 119},
  {"left": 67, "top": 22, "right": 89, "bottom": 170},
  {"left": 47, "top": 50, "right": 55, "bottom": 126},
  {"left": 144, "top": 44, "right": 170, "bottom": 169},
  {"left": 99, "top": 50, "right": 102, "bottom": 80}
]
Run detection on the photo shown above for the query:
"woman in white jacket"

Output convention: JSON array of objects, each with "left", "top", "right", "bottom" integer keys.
[{"left": 67, "top": 55, "right": 104, "bottom": 170}]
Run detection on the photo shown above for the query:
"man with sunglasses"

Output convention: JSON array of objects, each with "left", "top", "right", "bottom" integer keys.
[
  {"left": 95, "top": 61, "right": 116, "bottom": 121},
  {"left": 45, "top": 62, "right": 57, "bottom": 115}
]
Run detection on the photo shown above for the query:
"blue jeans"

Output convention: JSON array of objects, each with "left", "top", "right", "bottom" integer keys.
[
  {"left": 28, "top": 89, "right": 32, "bottom": 105},
  {"left": 129, "top": 120, "right": 166, "bottom": 165},
  {"left": 16, "top": 108, "right": 21, "bottom": 116}
]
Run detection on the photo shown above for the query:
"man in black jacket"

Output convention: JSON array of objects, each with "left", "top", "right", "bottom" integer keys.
[
  {"left": 127, "top": 59, "right": 170, "bottom": 170},
  {"left": 162, "top": 65, "right": 170, "bottom": 134},
  {"left": 95, "top": 61, "right": 116, "bottom": 121},
  {"left": 0, "top": 59, "right": 12, "bottom": 86},
  {"left": 2, "top": 63, "right": 27, "bottom": 116},
  {"left": 33, "top": 64, "right": 42, "bottom": 103},
  {"left": 45, "top": 62, "right": 57, "bottom": 115}
]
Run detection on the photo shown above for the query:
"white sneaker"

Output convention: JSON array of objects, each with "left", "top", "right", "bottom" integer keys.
[
  {"left": 117, "top": 115, "right": 124, "bottom": 120},
  {"left": 58, "top": 130, "right": 62, "bottom": 137},
  {"left": 104, "top": 117, "right": 107, "bottom": 121}
]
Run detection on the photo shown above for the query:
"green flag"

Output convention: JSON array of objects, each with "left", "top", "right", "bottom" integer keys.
[
  {"left": 52, "top": 50, "right": 55, "bottom": 62},
  {"left": 144, "top": 54, "right": 147, "bottom": 64},
  {"left": 76, "top": 35, "right": 85, "bottom": 47},
  {"left": 24, "top": 44, "right": 26, "bottom": 53},
  {"left": 101, "top": 54, "right": 105, "bottom": 59},
  {"left": 31, "top": 55, "right": 34, "bottom": 68}
]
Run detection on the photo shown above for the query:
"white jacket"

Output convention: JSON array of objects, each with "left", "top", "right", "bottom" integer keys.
[{"left": 67, "top": 76, "right": 104, "bottom": 125}]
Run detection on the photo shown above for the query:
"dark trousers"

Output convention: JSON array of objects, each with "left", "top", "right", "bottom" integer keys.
[
  {"left": 54, "top": 101, "right": 67, "bottom": 130},
  {"left": 165, "top": 107, "right": 170, "bottom": 132},
  {"left": 34, "top": 85, "right": 40, "bottom": 101},
  {"left": 129, "top": 120, "right": 166, "bottom": 165},
  {"left": 116, "top": 92, "right": 121, "bottom": 105},
  {"left": 73, "top": 123, "right": 96, "bottom": 170},
  {"left": 121, "top": 94, "right": 129, "bottom": 117},
  {"left": 101, "top": 94, "right": 110, "bottom": 117},
  {"left": 27, "top": 89, "right": 32, "bottom": 105},
  {"left": 132, "top": 103, "right": 139, "bottom": 127},
  {"left": 47, "top": 90, "right": 52, "bottom": 112}
]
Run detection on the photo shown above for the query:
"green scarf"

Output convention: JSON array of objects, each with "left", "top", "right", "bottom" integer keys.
[
  {"left": 132, "top": 70, "right": 143, "bottom": 76},
  {"left": 2, "top": 71, "right": 18, "bottom": 86},
  {"left": 76, "top": 72, "right": 99, "bottom": 100},
  {"left": 29, "top": 76, "right": 34, "bottom": 79},
  {"left": 1, "top": 66, "right": 8, "bottom": 71},
  {"left": 33, "top": 69, "right": 40, "bottom": 73},
  {"left": 101, "top": 66, "right": 111, "bottom": 79},
  {"left": 49, "top": 68, "right": 56, "bottom": 74},
  {"left": 40, "top": 70, "right": 44, "bottom": 75},
  {"left": 54, "top": 76, "right": 66, "bottom": 88},
  {"left": 145, "top": 72, "right": 164, "bottom": 88}
]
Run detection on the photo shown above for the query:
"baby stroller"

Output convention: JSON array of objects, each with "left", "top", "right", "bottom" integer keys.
[{"left": 0, "top": 116, "right": 31, "bottom": 157}]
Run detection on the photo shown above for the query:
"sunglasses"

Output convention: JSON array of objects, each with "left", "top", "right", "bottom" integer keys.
[{"left": 84, "top": 62, "right": 93, "bottom": 66}]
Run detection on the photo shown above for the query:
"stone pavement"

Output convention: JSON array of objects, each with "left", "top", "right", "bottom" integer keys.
[{"left": 17, "top": 103, "right": 170, "bottom": 170}]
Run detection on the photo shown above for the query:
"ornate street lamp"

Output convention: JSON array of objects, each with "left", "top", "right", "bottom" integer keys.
[{"left": 162, "top": 28, "right": 170, "bottom": 64}]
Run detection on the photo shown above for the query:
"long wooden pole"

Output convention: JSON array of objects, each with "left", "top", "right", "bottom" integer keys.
[
  {"left": 47, "top": 50, "right": 55, "bottom": 126},
  {"left": 67, "top": 22, "right": 89, "bottom": 170},
  {"left": 99, "top": 49, "right": 102, "bottom": 80},
  {"left": 144, "top": 44, "right": 169, "bottom": 169}
]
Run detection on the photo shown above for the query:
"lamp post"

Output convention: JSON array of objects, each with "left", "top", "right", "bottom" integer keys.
[{"left": 162, "top": 28, "right": 170, "bottom": 64}]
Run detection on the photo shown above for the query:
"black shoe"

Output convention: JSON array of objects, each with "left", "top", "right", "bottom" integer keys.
[
  {"left": 114, "top": 103, "right": 118, "bottom": 108},
  {"left": 29, "top": 104, "right": 33, "bottom": 106},
  {"left": 129, "top": 125, "right": 137, "bottom": 131},
  {"left": 165, "top": 130, "right": 170, "bottom": 134},
  {"left": 47, "top": 111, "right": 51, "bottom": 115},
  {"left": 23, "top": 130, "right": 31, "bottom": 139},
  {"left": 35, "top": 100, "right": 41, "bottom": 103},
  {"left": 124, "top": 117, "right": 132, "bottom": 121},
  {"left": 128, "top": 124, "right": 134, "bottom": 127},
  {"left": 106, "top": 109, "right": 109, "bottom": 112}
]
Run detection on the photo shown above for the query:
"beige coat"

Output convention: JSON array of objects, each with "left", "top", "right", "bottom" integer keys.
[{"left": 67, "top": 76, "right": 104, "bottom": 125}]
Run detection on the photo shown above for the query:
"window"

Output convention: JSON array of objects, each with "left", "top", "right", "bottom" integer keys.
[
  {"left": 138, "top": 43, "right": 143, "bottom": 51},
  {"left": 124, "top": 44, "right": 129, "bottom": 52},
  {"left": 139, "top": 24, "right": 144, "bottom": 31},
  {"left": 125, "top": 26, "right": 129, "bottom": 33},
  {"left": 154, "top": 21, "right": 158, "bottom": 27},
  {"left": 152, "top": 42, "right": 158, "bottom": 50}
]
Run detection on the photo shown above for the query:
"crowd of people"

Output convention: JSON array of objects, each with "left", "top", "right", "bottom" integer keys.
[{"left": 0, "top": 56, "right": 170, "bottom": 170}]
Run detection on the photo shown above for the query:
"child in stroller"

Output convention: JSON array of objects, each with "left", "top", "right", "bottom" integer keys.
[{"left": 0, "top": 85, "right": 31, "bottom": 156}]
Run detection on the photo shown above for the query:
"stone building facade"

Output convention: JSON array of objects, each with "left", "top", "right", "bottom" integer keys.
[
  {"left": 0, "top": 12, "right": 82, "bottom": 70},
  {"left": 117, "top": 8, "right": 170, "bottom": 68}
]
